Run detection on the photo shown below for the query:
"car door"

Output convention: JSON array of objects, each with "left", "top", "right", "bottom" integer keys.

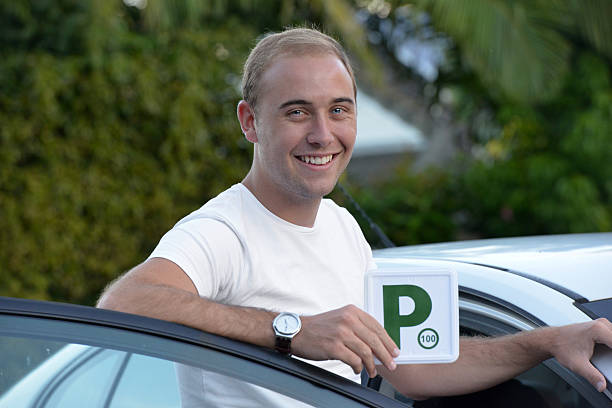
[{"left": 0, "top": 297, "right": 407, "bottom": 408}]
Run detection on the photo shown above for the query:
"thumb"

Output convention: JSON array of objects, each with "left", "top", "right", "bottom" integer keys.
[{"left": 577, "top": 361, "right": 606, "bottom": 392}]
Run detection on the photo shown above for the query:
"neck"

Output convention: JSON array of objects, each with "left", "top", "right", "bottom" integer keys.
[{"left": 241, "top": 173, "right": 322, "bottom": 228}]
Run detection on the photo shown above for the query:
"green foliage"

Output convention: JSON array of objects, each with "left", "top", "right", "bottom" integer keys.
[
  {"left": 0, "top": 2, "right": 255, "bottom": 305},
  {"left": 3, "top": 0, "right": 610, "bottom": 305},
  {"left": 567, "top": 0, "right": 612, "bottom": 60},
  {"left": 338, "top": 167, "right": 456, "bottom": 247}
]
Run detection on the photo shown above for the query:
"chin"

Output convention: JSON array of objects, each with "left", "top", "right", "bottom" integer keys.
[
  {"left": 306, "top": 181, "right": 338, "bottom": 199},
  {"left": 283, "top": 174, "right": 341, "bottom": 201}
]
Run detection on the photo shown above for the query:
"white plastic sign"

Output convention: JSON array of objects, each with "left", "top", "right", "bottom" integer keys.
[{"left": 365, "top": 267, "right": 459, "bottom": 364}]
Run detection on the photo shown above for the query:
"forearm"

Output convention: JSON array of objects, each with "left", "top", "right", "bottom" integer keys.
[
  {"left": 97, "top": 273, "right": 277, "bottom": 348},
  {"left": 382, "top": 329, "right": 557, "bottom": 400}
]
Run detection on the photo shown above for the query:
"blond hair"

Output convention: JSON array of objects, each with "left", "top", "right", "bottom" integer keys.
[{"left": 241, "top": 27, "right": 356, "bottom": 111}]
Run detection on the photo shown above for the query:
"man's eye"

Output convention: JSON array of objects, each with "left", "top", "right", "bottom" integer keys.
[{"left": 289, "top": 109, "right": 303, "bottom": 116}]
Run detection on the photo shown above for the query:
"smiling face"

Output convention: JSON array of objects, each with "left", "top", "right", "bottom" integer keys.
[{"left": 238, "top": 53, "right": 357, "bottom": 214}]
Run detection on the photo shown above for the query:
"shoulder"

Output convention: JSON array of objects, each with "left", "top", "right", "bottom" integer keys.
[
  {"left": 169, "top": 184, "right": 256, "bottom": 244},
  {"left": 153, "top": 184, "right": 249, "bottom": 263},
  {"left": 176, "top": 184, "right": 247, "bottom": 226}
]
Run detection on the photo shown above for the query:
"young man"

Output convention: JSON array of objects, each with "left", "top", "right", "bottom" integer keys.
[{"left": 98, "top": 28, "right": 612, "bottom": 403}]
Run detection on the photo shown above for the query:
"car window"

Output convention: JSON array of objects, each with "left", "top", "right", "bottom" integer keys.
[
  {"left": 408, "top": 332, "right": 595, "bottom": 408},
  {"left": 43, "top": 349, "right": 126, "bottom": 408},
  {"left": 109, "top": 353, "right": 181, "bottom": 408},
  {"left": 514, "top": 363, "right": 592, "bottom": 408},
  {"left": 454, "top": 297, "right": 609, "bottom": 408},
  {"left": 0, "top": 336, "right": 64, "bottom": 396},
  {"left": 0, "top": 313, "right": 379, "bottom": 408},
  {"left": 0, "top": 337, "right": 321, "bottom": 408}
]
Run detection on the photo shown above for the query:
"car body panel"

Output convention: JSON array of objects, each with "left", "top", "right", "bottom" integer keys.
[
  {"left": 373, "top": 257, "right": 591, "bottom": 327},
  {"left": 374, "top": 233, "right": 612, "bottom": 301}
]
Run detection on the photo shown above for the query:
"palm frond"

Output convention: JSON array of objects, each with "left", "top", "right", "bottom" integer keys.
[
  {"left": 416, "top": 0, "right": 571, "bottom": 103},
  {"left": 570, "top": 0, "right": 612, "bottom": 59}
]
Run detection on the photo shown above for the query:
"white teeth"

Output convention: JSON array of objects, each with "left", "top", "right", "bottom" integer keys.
[{"left": 299, "top": 155, "right": 333, "bottom": 165}]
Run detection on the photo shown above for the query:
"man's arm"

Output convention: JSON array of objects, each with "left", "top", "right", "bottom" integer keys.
[
  {"left": 379, "top": 319, "right": 612, "bottom": 400},
  {"left": 97, "top": 257, "right": 279, "bottom": 347},
  {"left": 97, "top": 258, "right": 400, "bottom": 377}
]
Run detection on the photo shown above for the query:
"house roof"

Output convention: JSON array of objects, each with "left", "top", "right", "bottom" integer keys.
[{"left": 354, "top": 90, "right": 426, "bottom": 157}]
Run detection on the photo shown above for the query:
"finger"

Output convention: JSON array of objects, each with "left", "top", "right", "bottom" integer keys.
[
  {"left": 343, "top": 335, "right": 378, "bottom": 377},
  {"left": 335, "top": 344, "right": 366, "bottom": 376},
  {"left": 353, "top": 322, "right": 397, "bottom": 372},
  {"left": 593, "top": 318, "right": 612, "bottom": 349},
  {"left": 361, "top": 312, "right": 400, "bottom": 355},
  {"left": 358, "top": 312, "right": 400, "bottom": 357}
]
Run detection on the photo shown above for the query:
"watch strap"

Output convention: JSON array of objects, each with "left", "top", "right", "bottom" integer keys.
[{"left": 274, "top": 335, "right": 292, "bottom": 354}]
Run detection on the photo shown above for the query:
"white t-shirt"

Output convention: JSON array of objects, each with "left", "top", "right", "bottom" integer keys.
[{"left": 149, "top": 183, "right": 375, "bottom": 405}]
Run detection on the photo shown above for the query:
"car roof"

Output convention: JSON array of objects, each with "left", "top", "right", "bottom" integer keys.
[{"left": 374, "top": 233, "right": 612, "bottom": 301}]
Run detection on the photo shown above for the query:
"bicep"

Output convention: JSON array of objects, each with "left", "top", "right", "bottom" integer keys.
[
  {"left": 97, "top": 257, "right": 198, "bottom": 310},
  {"left": 128, "top": 257, "right": 198, "bottom": 294}
]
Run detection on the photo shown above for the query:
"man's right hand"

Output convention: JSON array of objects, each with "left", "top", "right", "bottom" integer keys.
[{"left": 291, "top": 304, "right": 399, "bottom": 378}]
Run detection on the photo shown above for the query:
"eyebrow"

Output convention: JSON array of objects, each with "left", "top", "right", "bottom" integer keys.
[
  {"left": 333, "top": 97, "right": 355, "bottom": 105},
  {"left": 278, "top": 99, "right": 311, "bottom": 110},
  {"left": 277, "top": 97, "right": 355, "bottom": 110}
]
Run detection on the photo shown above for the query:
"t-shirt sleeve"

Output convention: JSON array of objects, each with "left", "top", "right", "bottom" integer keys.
[
  {"left": 358, "top": 228, "right": 377, "bottom": 272},
  {"left": 148, "top": 217, "right": 244, "bottom": 300},
  {"left": 339, "top": 206, "right": 377, "bottom": 272}
]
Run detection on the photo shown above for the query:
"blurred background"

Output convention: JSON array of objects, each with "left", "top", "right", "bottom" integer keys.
[{"left": 1, "top": 0, "right": 611, "bottom": 306}]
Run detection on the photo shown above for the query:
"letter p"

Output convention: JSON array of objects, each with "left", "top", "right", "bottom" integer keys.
[{"left": 383, "top": 285, "right": 432, "bottom": 347}]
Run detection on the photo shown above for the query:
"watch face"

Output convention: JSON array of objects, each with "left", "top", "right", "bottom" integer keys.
[{"left": 276, "top": 314, "right": 300, "bottom": 335}]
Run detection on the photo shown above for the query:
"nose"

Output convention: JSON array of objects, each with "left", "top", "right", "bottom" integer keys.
[{"left": 306, "top": 115, "right": 334, "bottom": 147}]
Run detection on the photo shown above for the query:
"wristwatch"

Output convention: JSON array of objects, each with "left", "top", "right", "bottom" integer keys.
[{"left": 272, "top": 312, "right": 302, "bottom": 355}]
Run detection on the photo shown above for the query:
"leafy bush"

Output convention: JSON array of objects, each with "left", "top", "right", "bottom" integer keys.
[{"left": 0, "top": 2, "right": 254, "bottom": 305}]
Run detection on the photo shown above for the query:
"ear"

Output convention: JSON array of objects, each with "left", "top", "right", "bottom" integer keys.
[{"left": 237, "top": 100, "right": 258, "bottom": 143}]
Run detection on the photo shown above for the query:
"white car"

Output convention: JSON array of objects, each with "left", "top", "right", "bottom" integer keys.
[{"left": 373, "top": 232, "right": 612, "bottom": 407}]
